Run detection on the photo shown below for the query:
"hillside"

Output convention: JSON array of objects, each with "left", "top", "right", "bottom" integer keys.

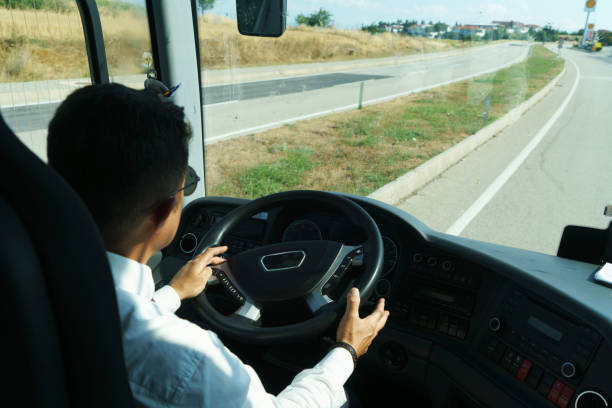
[{"left": 1, "top": 6, "right": 472, "bottom": 82}]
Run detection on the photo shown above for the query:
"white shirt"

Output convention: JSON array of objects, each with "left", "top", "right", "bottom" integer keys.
[{"left": 107, "top": 252, "right": 354, "bottom": 407}]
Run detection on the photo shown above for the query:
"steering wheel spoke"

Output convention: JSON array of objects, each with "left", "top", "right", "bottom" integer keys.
[
  {"left": 305, "top": 290, "right": 334, "bottom": 314},
  {"left": 232, "top": 299, "right": 262, "bottom": 324}
]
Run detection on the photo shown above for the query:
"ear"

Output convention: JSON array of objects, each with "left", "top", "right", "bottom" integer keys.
[{"left": 151, "top": 196, "right": 178, "bottom": 233}]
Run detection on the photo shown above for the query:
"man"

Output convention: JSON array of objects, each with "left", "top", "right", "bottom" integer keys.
[{"left": 47, "top": 83, "right": 389, "bottom": 407}]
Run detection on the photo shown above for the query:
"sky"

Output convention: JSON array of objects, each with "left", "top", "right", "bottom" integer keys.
[{"left": 205, "top": 0, "right": 611, "bottom": 32}]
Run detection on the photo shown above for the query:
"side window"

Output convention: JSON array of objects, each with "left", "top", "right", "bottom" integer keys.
[
  {"left": 0, "top": 1, "right": 91, "bottom": 160},
  {"left": 98, "top": 0, "right": 152, "bottom": 89},
  {"left": 0, "top": 0, "right": 153, "bottom": 161}
]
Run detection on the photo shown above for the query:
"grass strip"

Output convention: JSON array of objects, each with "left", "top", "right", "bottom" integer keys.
[{"left": 206, "top": 45, "right": 564, "bottom": 198}]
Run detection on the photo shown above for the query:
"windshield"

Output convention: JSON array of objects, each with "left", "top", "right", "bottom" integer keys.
[
  {"left": 1, "top": 0, "right": 610, "bottom": 257},
  {"left": 198, "top": 0, "right": 611, "bottom": 255}
]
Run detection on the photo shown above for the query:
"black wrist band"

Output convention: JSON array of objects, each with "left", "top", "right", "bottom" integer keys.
[{"left": 332, "top": 341, "right": 358, "bottom": 368}]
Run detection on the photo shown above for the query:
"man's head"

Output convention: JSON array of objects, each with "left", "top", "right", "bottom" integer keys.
[{"left": 48, "top": 83, "right": 192, "bottom": 254}]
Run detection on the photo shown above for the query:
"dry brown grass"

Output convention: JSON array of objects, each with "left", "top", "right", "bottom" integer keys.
[
  {"left": 0, "top": 6, "right": 470, "bottom": 82},
  {"left": 198, "top": 14, "right": 469, "bottom": 68},
  {"left": 0, "top": 5, "right": 150, "bottom": 81},
  {"left": 0, "top": 6, "right": 89, "bottom": 81}
]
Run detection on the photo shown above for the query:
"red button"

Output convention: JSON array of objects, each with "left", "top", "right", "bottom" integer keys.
[
  {"left": 547, "top": 380, "right": 565, "bottom": 403},
  {"left": 516, "top": 359, "right": 533, "bottom": 382},
  {"left": 556, "top": 385, "right": 575, "bottom": 408}
]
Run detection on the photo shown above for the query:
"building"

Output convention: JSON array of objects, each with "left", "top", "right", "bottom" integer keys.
[
  {"left": 492, "top": 20, "right": 529, "bottom": 34},
  {"left": 525, "top": 24, "right": 542, "bottom": 32},
  {"left": 453, "top": 25, "right": 486, "bottom": 37}
]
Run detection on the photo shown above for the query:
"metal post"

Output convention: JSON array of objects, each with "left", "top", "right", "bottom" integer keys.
[
  {"left": 358, "top": 81, "right": 364, "bottom": 109},
  {"left": 581, "top": 11, "right": 591, "bottom": 47},
  {"left": 483, "top": 95, "right": 491, "bottom": 126}
]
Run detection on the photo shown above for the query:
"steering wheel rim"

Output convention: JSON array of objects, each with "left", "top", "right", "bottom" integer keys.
[{"left": 192, "top": 190, "right": 384, "bottom": 344}]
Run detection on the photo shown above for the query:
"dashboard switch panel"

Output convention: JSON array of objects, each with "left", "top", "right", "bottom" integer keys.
[
  {"left": 493, "top": 287, "right": 601, "bottom": 384},
  {"left": 480, "top": 335, "right": 576, "bottom": 407}
]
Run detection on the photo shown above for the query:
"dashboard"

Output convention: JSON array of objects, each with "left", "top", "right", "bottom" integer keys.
[{"left": 159, "top": 195, "right": 612, "bottom": 408}]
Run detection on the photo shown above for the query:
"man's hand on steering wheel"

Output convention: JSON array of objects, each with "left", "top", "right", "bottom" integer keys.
[
  {"left": 336, "top": 288, "right": 389, "bottom": 357},
  {"left": 169, "top": 246, "right": 228, "bottom": 300},
  {"left": 192, "top": 190, "right": 385, "bottom": 344}
]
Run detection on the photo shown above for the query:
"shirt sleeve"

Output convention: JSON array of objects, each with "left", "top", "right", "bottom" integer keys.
[
  {"left": 181, "top": 331, "right": 355, "bottom": 408},
  {"left": 152, "top": 285, "right": 181, "bottom": 313},
  {"left": 274, "top": 347, "right": 354, "bottom": 407}
]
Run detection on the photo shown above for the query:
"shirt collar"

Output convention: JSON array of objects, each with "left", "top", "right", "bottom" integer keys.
[{"left": 107, "top": 251, "right": 155, "bottom": 300}]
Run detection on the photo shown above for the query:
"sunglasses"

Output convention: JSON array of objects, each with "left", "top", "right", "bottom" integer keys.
[{"left": 170, "top": 166, "right": 200, "bottom": 198}]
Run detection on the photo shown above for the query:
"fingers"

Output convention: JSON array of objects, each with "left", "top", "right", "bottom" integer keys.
[
  {"left": 364, "top": 298, "right": 385, "bottom": 320},
  {"left": 208, "top": 256, "right": 227, "bottom": 265},
  {"left": 374, "top": 297, "right": 385, "bottom": 313},
  {"left": 345, "top": 287, "right": 361, "bottom": 318},
  {"left": 365, "top": 298, "right": 389, "bottom": 332},
  {"left": 192, "top": 246, "right": 228, "bottom": 265},
  {"left": 375, "top": 310, "right": 390, "bottom": 333}
]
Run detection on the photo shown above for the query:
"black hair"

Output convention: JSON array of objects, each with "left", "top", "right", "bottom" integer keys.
[{"left": 47, "top": 83, "right": 191, "bottom": 246}]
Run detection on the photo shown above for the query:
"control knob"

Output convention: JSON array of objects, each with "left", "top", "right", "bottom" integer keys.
[
  {"left": 561, "top": 361, "right": 576, "bottom": 379},
  {"left": 488, "top": 317, "right": 502, "bottom": 332},
  {"left": 574, "top": 390, "right": 609, "bottom": 408},
  {"left": 179, "top": 233, "right": 198, "bottom": 254}
]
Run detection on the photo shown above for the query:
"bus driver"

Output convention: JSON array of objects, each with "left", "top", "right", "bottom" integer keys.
[{"left": 46, "top": 83, "right": 389, "bottom": 408}]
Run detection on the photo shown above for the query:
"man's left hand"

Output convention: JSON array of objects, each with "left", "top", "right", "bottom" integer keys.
[{"left": 169, "top": 246, "right": 228, "bottom": 300}]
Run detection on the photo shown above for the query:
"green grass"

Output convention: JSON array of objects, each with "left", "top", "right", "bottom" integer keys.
[
  {"left": 232, "top": 148, "right": 316, "bottom": 198},
  {"left": 208, "top": 45, "right": 564, "bottom": 199}
]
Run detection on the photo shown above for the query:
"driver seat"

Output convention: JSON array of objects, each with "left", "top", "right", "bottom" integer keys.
[{"left": 0, "top": 113, "right": 134, "bottom": 406}]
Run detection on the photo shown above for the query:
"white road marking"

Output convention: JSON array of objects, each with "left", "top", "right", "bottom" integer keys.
[
  {"left": 204, "top": 100, "right": 238, "bottom": 107},
  {"left": 206, "top": 51, "right": 529, "bottom": 144},
  {"left": 445, "top": 58, "right": 581, "bottom": 236}
]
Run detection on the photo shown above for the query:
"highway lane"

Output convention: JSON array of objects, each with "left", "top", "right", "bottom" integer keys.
[
  {"left": 398, "top": 47, "right": 612, "bottom": 255},
  {"left": 203, "top": 42, "right": 529, "bottom": 142},
  {"left": 202, "top": 72, "right": 390, "bottom": 105},
  {"left": 1, "top": 72, "right": 389, "bottom": 133},
  {"left": 3, "top": 42, "right": 528, "bottom": 139}
]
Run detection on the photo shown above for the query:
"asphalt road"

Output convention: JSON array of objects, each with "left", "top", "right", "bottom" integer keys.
[
  {"left": 3, "top": 42, "right": 528, "bottom": 139},
  {"left": 1, "top": 72, "right": 389, "bottom": 133},
  {"left": 398, "top": 47, "right": 612, "bottom": 255},
  {"left": 203, "top": 42, "right": 528, "bottom": 142}
]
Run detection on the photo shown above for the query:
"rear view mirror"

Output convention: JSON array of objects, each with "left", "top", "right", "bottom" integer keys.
[{"left": 236, "top": 0, "right": 286, "bottom": 37}]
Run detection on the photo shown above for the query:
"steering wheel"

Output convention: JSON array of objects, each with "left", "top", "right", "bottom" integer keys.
[{"left": 192, "top": 190, "right": 384, "bottom": 344}]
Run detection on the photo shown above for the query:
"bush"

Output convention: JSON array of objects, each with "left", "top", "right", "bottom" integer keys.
[
  {"left": 361, "top": 23, "right": 384, "bottom": 34},
  {"left": 295, "top": 8, "right": 332, "bottom": 28},
  {"left": 599, "top": 31, "right": 612, "bottom": 46}
]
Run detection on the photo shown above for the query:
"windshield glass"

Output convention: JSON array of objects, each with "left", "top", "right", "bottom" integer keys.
[
  {"left": 1, "top": 1, "right": 609, "bottom": 257},
  {"left": 198, "top": 0, "right": 611, "bottom": 255}
]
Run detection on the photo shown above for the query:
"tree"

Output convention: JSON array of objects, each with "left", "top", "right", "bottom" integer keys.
[
  {"left": 599, "top": 30, "right": 612, "bottom": 46},
  {"left": 295, "top": 8, "right": 332, "bottom": 28},
  {"left": 361, "top": 23, "right": 384, "bottom": 34},
  {"left": 484, "top": 29, "right": 503, "bottom": 41},
  {"left": 197, "top": 0, "right": 214, "bottom": 12},
  {"left": 535, "top": 25, "right": 559, "bottom": 42},
  {"left": 433, "top": 22, "right": 448, "bottom": 33}
]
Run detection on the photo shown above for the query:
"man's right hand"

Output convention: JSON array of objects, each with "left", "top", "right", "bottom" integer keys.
[{"left": 336, "top": 287, "right": 389, "bottom": 358}]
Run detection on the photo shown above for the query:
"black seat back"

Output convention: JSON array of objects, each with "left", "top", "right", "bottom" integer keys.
[{"left": 0, "top": 113, "right": 134, "bottom": 407}]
